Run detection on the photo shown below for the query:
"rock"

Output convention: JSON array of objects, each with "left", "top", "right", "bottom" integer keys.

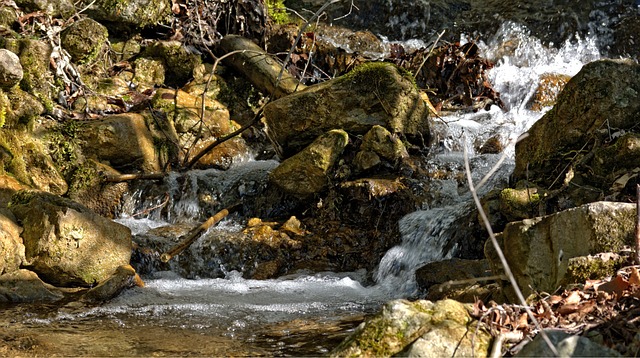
[
  {"left": 353, "top": 150, "right": 381, "bottom": 172},
  {"left": 0, "top": 174, "right": 27, "bottom": 206},
  {"left": 143, "top": 41, "right": 202, "bottom": 87},
  {"left": 131, "top": 57, "right": 165, "bottom": 89},
  {"left": 0, "top": 211, "right": 24, "bottom": 275},
  {"left": 0, "top": 49, "right": 22, "bottom": 89},
  {"left": 77, "top": 113, "right": 161, "bottom": 173},
  {"left": 514, "top": 60, "right": 640, "bottom": 188},
  {"left": 10, "top": 190, "right": 132, "bottom": 287},
  {"left": 77, "top": 0, "right": 172, "bottom": 31},
  {"left": 330, "top": 299, "right": 491, "bottom": 357},
  {"left": 0, "top": 269, "right": 65, "bottom": 302},
  {"left": 150, "top": 88, "right": 249, "bottom": 169},
  {"left": 415, "top": 258, "right": 491, "bottom": 295},
  {"left": 486, "top": 201, "right": 635, "bottom": 301},
  {"left": 264, "top": 62, "right": 430, "bottom": 158},
  {"left": 527, "top": 73, "right": 571, "bottom": 111},
  {"left": 515, "top": 330, "right": 621, "bottom": 357},
  {"left": 60, "top": 18, "right": 108, "bottom": 63},
  {"left": 14, "top": 0, "right": 75, "bottom": 18},
  {"left": 81, "top": 264, "right": 138, "bottom": 302},
  {"left": 67, "top": 160, "right": 129, "bottom": 218},
  {"left": 269, "top": 129, "right": 349, "bottom": 199},
  {"left": 3, "top": 38, "right": 53, "bottom": 103},
  {"left": 565, "top": 252, "right": 630, "bottom": 284},
  {"left": 360, "top": 125, "right": 409, "bottom": 162},
  {"left": 0, "top": 131, "right": 67, "bottom": 194}
]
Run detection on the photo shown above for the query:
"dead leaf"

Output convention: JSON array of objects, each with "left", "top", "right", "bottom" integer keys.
[
  {"left": 516, "top": 312, "right": 528, "bottom": 329},
  {"left": 596, "top": 274, "right": 629, "bottom": 298},
  {"left": 629, "top": 267, "right": 640, "bottom": 286},
  {"left": 557, "top": 304, "right": 580, "bottom": 315},
  {"left": 564, "top": 290, "right": 582, "bottom": 305},
  {"left": 547, "top": 295, "right": 563, "bottom": 305}
]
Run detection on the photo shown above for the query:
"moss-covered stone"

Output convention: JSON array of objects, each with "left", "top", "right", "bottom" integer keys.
[
  {"left": 61, "top": 18, "right": 109, "bottom": 64},
  {"left": 4, "top": 38, "right": 54, "bottom": 106},
  {"left": 143, "top": 40, "right": 202, "bottom": 87},
  {"left": 78, "top": 0, "right": 172, "bottom": 31},
  {"left": 564, "top": 253, "right": 628, "bottom": 284}
]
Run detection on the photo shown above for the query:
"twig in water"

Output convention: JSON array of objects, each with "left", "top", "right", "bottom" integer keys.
[{"left": 463, "top": 133, "right": 558, "bottom": 356}]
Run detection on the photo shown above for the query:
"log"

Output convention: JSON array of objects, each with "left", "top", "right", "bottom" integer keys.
[
  {"left": 218, "top": 35, "right": 306, "bottom": 99},
  {"left": 104, "top": 173, "right": 165, "bottom": 182},
  {"left": 160, "top": 203, "right": 241, "bottom": 263}
]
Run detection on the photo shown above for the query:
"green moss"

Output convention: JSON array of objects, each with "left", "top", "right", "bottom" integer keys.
[
  {"left": 46, "top": 120, "right": 85, "bottom": 180},
  {"left": 342, "top": 61, "right": 417, "bottom": 89},
  {"left": 565, "top": 254, "right": 627, "bottom": 284},
  {"left": 266, "top": 0, "right": 291, "bottom": 24}
]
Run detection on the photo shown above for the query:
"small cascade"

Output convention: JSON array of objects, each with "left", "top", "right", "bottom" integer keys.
[{"left": 374, "top": 23, "right": 602, "bottom": 295}]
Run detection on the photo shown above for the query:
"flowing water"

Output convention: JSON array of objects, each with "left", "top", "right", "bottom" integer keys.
[{"left": 1, "top": 21, "right": 606, "bottom": 357}]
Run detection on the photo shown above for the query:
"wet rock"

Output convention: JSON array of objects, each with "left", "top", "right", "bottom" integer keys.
[
  {"left": 477, "top": 134, "right": 504, "bottom": 154},
  {"left": 515, "top": 329, "right": 621, "bottom": 357},
  {"left": 0, "top": 49, "right": 22, "bottom": 89},
  {"left": 264, "top": 62, "right": 430, "bottom": 158},
  {"left": 0, "top": 269, "right": 65, "bottom": 302},
  {"left": 77, "top": 0, "right": 172, "bottom": 31},
  {"left": 269, "top": 129, "right": 349, "bottom": 199},
  {"left": 0, "top": 211, "right": 24, "bottom": 275},
  {"left": 514, "top": 60, "right": 640, "bottom": 192},
  {"left": 67, "top": 160, "right": 129, "bottom": 219},
  {"left": 143, "top": 41, "right": 202, "bottom": 87},
  {"left": 415, "top": 258, "right": 491, "bottom": 296},
  {"left": 527, "top": 73, "right": 571, "bottom": 111},
  {"left": 353, "top": 150, "right": 381, "bottom": 172},
  {"left": 609, "top": 14, "right": 640, "bottom": 60},
  {"left": 486, "top": 201, "right": 636, "bottom": 302},
  {"left": 331, "top": 299, "right": 491, "bottom": 357},
  {"left": 81, "top": 264, "right": 139, "bottom": 302},
  {"left": 77, "top": 113, "right": 161, "bottom": 172},
  {"left": 60, "top": 18, "right": 109, "bottom": 64},
  {"left": 360, "top": 125, "right": 408, "bottom": 162},
  {"left": 10, "top": 190, "right": 132, "bottom": 287}
]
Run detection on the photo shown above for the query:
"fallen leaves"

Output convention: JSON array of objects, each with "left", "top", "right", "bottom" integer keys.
[{"left": 471, "top": 265, "right": 640, "bottom": 356}]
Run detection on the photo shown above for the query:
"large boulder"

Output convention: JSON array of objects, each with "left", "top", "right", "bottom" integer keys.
[
  {"left": 0, "top": 211, "right": 24, "bottom": 275},
  {"left": 513, "top": 60, "right": 640, "bottom": 190},
  {"left": 77, "top": 113, "right": 161, "bottom": 173},
  {"left": 264, "top": 62, "right": 430, "bottom": 158},
  {"left": 486, "top": 201, "right": 635, "bottom": 302},
  {"left": 269, "top": 129, "right": 349, "bottom": 199},
  {"left": 9, "top": 190, "right": 132, "bottom": 287},
  {"left": 77, "top": 0, "right": 172, "bottom": 30},
  {"left": 330, "top": 299, "right": 491, "bottom": 357}
]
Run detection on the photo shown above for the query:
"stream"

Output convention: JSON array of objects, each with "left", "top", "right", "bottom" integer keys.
[{"left": 1, "top": 21, "right": 604, "bottom": 357}]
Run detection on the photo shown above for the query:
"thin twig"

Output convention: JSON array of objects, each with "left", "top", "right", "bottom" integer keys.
[
  {"left": 414, "top": 29, "right": 446, "bottom": 79},
  {"left": 463, "top": 134, "right": 558, "bottom": 356}
]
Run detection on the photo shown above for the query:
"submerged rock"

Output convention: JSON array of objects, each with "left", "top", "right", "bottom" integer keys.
[
  {"left": 331, "top": 299, "right": 491, "bottom": 357},
  {"left": 486, "top": 201, "right": 636, "bottom": 301},
  {"left": 264, "top": 62, "right": 430, "bottom": 158},
  {"left": 9, "top": 190, "right": 132, "bottom": 287}
]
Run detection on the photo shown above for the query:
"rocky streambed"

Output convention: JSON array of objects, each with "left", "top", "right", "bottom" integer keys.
[{"left": 0, "top": 0, "right": 640, "bottom": 356}]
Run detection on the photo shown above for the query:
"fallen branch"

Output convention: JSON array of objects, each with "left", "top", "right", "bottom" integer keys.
[
  {"left": 160, "top": 203, "right": 241, "bottom": 263},
  {"left": 104, "top": 173, "right": 165, "bottom": 182}
]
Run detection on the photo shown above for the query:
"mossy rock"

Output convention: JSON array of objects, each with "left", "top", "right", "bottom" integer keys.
[
  {"left": 143, "top": 41, "right": 202, "bottom": 87},
  {"left": 4, "top": 38, "right": 54, "bottom": 106},
  {"left": 14, "top": 0, "right": 75, "bottom": 18},
  {"left": 67, "top": 160, "right": 128, "bottom": 219},
  {"left": 61, "top": 18, "right": 109, "bottom": 64},
  {"left": 77, "top": 0, "right": 172, "bottom": 31}
]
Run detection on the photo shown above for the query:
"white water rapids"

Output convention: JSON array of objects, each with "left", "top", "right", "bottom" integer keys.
[{"left": 10, "top": 22, "right": 603, "bottom": 356}]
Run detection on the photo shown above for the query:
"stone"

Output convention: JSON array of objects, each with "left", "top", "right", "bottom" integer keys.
[
  {"left": 81, "top": 264, "right": 138, "bottom": 302},
  {"left": 0, "top": 211, "right": 24, "bottom": 275},
  {"left": 143, "top": 41, "right": 202, "bottom": 87},
  {"left": 0, "top": 269, "right": 65, "bottom": 302},
  {"left": 360, "top": 125, "right": 409, "bottom": 162},
  {"left": 67, "top": 160, "right": 129, "bottom": 219},
  {"left": 77, "top": 0, "right": 172, "bottom": 30},
  {"left": 514, "top": 60, "right": 640, "bottom": 186},
  {"left": 527, "top": 73, "right": 571, "bottom": 111},
  {"left": 269, "top": 129, "right": 349, "bottom": 199},
  {"left": 486, "top": 201, "right": 636, "bottom": 301},
  {"left": 353, "top": 150, "right": 381, "bottom": 172},
  {"left": 0, "top": 49, "right": 22, "bottom": 89},
  {"left": 10, "top": 190, "right": 132, "bottom": 287},
  {"left": 331, "top": 299, "right": 491, "bottom": 357},
  {"left": 515, "top": 330, "right": 621, "bottom": 357},
  {"left": 14, "top": 0, "right": 75, "bottom": 18},
  {"left": 415, "top": 258, "right": 491, "bottom": 293},
  {"left": 3, "top": 38, "right": 53, "bottom": 101},
  {"left": 77, "top": 113, "right": 161, "bottom": 172},
  {"left": 264, "top": 62, "right": 430, "bottom": 158},
  {"left": 60, "top": 18, "right": 108, "bottom": 63}
]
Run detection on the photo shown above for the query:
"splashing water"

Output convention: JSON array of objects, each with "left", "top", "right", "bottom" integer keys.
[{"left": 375, "top": 23, "right": 601, "bottom": 295}]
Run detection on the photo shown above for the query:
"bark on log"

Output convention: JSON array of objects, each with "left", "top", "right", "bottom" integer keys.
[
  {"left": 160, "top": 203, "right": 241, "bottom": 263},
  {"left": 218, "top": 35, "right": 305, "bottom": 99}
]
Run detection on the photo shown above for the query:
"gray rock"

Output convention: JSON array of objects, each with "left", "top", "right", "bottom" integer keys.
[
  {"left": 264, "top": 62, "right": 429, "bottom": 158},
  {"left": 0, "top": 49, "right": 22, "bottom": 89},
  {"left": 269, "top": 129, "right": 349, "bottom": 199},
  {"left": 516, "top": 330, "right": 621, "bottom": 357},
  {"left": 486, "top": 201, "right": 635, "bottom": 301},
  {"left": 10, "top": 190, "right": 132, "bottom": 287}
]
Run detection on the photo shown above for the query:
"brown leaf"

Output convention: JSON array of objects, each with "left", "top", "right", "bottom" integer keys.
[
  {"left": 547, "top": 295, "right": 563, "bottom": 305},
  {"left": 596, "top": 274, "right": 629, "bottom": 298},
  {"left": 565, "top": 290, "right": 582, "bottom": 305},
  {"left": 557, "top": 303, "right": 580, "bottom": 315},
  {"left": 629, "top": 267, "right": 640, "bottom": 286},
  {"left": 516, "top": 312, "right": 528, "bottom": 329}
]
